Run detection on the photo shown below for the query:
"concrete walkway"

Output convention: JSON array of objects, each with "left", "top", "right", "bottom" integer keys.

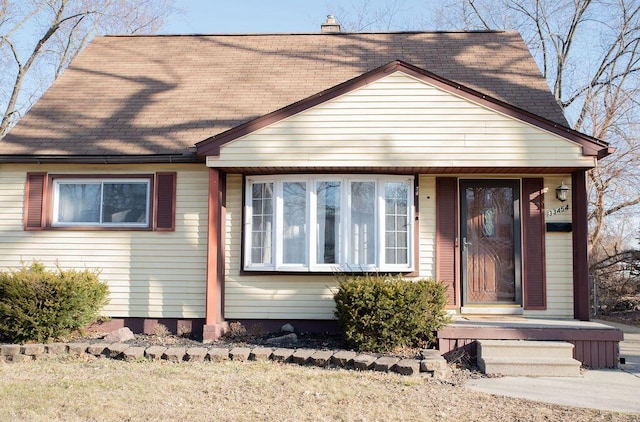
[{"left": 465, "top": 320, "right": 640, "bottom": 414}]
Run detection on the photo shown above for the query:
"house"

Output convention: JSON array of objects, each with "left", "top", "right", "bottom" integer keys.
[{"left": 0, "top": 24, "right": 622, "bottom": 366}]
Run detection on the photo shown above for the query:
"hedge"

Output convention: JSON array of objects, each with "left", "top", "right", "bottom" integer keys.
[
  {"left": 0, "top": 262, "right": 109, "bottom": 343},
  {"left": 334, "top": 273, "right": 449, "bottom": 352}
]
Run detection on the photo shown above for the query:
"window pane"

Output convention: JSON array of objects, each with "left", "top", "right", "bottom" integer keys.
[
  {"left": 316, "top": 181, "right": 341, "bottom": 264},
  {"left": 385, "top": 248, "right": 395, "bottom": 264},
  {"left": 102, "top": 182, "right": 148, "bottom": 224},
  {"left": 57, "top": 183, "right": 101, "bottom": 223},
  {"left": 384, "top": 182, "right": 409, "bottom": 265},
  {"left": 283, "top": 182, "right": 307, "bottom": 264},
  {"left": 385, "top": 215, "right": 396, "bottom": 231},
  {"left": 397, "top": 249, "right": 408, "bottom": 264},
  {"left": 385, "top": 232, "right": 396, "bottom": 247},
  {"left": 250, "top": 183, "right": 273, "bottom": 265},
  {"left": 350, "top": 182, "right": 376, "bottom": 266}
]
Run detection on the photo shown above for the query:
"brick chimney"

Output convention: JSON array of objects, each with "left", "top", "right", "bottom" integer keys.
[{"left": 321, "top": 15, "right": 341, "bottom": 33}]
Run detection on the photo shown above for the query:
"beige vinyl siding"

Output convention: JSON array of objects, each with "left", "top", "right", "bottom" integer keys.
[
  {"left": 535, "top": 233, "right": 574, "bottom": 318},
  {"left": 524, "top": 175, "right": 574, "bottom": 318},
  {"left": 418, "top": 175, "right": 436, "bottom": 278},
  {"left": 224, "top": 174, "right": 336, "bottom": 320},
  {"left": 0, "top": 164, "right": 208, "bottom": 319},
  {"left": 208, "top": 72, "right": 595, "bottom": 169}
]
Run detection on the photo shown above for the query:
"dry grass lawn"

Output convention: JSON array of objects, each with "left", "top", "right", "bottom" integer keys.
[{"left": 0, "top": 357, "right": 637, "bottom": 421}]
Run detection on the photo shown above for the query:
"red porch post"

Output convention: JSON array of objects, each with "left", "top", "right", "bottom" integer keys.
[
  {"left": 203, "top": 168, "right": 228, "bottom": 341},
  {"left": 572, "top": 170, "right": 590, "bottom": 321}
]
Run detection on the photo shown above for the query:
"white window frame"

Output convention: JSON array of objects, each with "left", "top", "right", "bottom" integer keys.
[
  {"left": 51, "top": 177, "right": 151, "bottom": 228},
  {"left": 244, "top": 175, "right": 414, "bottom": 272}
]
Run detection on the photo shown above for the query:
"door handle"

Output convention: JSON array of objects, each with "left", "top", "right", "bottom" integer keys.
[{"left": 463, "top": 237, "right": 472, "bottom": 249}]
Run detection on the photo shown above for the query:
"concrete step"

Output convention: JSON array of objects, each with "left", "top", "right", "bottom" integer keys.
[
  {"left": 477, "top": 340, "right": 581, "bottom": 377},
  {"left": 478, "top": 340, "right": 575, "bottom": 359},
  {"left": 478, "top": 356, "right": 582, "bottom": 377}
]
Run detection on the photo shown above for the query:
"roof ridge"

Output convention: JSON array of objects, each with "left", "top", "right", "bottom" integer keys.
[{"left": 102, "top": 30, "right": 512, "bottom": 38}]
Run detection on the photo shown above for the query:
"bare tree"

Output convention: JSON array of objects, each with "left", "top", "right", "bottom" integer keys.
[
  {"left": 328, "top": 0, "right": 418, "bottom": 32},
  {"left": 0, "top": 0, "right": 176, "bottom": 138}
]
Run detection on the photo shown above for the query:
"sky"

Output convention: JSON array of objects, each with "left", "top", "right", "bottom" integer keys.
[{"left": 161, "top": 0, "right": 432, "bottom": 34}]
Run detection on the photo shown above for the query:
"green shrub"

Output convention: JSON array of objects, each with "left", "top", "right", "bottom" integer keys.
[
  {"left": 0, "top": 262, "right": 109, "bottom": 343},
  {"left": 333, "top": 273, "right": 450, "bottom": 352}
]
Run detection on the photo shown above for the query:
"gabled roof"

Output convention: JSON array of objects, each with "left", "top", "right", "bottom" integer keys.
[
  {"left": 0, "top": 30, "right": 607, "bottom": 162},
  {"left": 197, "top": 60, "right": 609, "bottom": 158}
]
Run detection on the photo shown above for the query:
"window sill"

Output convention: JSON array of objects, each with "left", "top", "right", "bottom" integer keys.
[
  {"left": 240, "top": 269, "right": 415, "bottom": 276},
  {"left": 45, "top": 226, "right": 153, "bottom": 231}
]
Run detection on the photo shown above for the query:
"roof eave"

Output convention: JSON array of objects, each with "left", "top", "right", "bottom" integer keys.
[{"left": 597, "top": 147, "right": 616, "bottom": 159}]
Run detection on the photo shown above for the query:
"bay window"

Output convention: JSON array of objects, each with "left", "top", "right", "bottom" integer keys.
[{"left": 245, "top": 175, "right": 414, "bottom": 272}]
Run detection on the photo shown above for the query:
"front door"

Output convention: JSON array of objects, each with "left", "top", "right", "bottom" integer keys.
[{"left": 460, "top": 180, "right": 521, "bottom": 305}]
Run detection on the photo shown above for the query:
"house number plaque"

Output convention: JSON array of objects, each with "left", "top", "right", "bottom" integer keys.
[{"left": 547, "top": 204, "right": 569, "bottom": 217}]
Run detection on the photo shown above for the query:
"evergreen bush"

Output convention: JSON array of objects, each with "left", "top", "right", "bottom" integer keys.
[
  {"left": 333, "top": 273, "right": 449, "bottom": 352},
  {"left": 0, "top": 262, "right": 109, "bottom": 343}
]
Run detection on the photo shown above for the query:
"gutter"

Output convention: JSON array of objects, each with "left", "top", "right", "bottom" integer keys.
[{"left": 0, "top": 154, "right": 205, "bottom": 164}]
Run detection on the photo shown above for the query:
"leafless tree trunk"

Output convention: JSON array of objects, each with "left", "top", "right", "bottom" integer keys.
[{"left": 0, "top": 0, "right": 175, "bottom": 138}]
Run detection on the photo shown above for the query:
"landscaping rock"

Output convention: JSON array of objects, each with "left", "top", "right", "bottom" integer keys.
[
  {"left": 353, "top": 354, "right": 376, "bottom": 370},
  {"left": 123, "top": 347, "right": 146, "bottom": 361},
  {"left": 310, "top": 350, "right": 333, "bottom": 367},
  {"left": 185, "top": 347, "right": 209, "bottom": 362},
  {"left": 207, "top": 348, "right": 230, "bottom": 362},
  {"left": 431, "top": 368, "right": 451, "bottom": 380},
  {"left": 144, "top": 346, "right": 167, "bottom": 361},
  {"left": 229, "top": 347, "right": 251, "bottom": 361},
  {"left": 281, "top": 323, "right": 295, "bottom": 333},
  {"left": 395, "top": 359, "right": 421, "bottom": 376},
  {"left": 87, "top": 343, "right": 109, "bottom": 356},
  {"left": 12, "top": 354, "right": 33, "bottom": 362},
  {"left": 106, "top": 343, "right": 129, "bottom": 359},
  {"left": 1, "top": 345, "right": 21, "bottom": 357},
  {"left": 67, "top": 343, "right": 89, "bottom": 356},
  {"left": 265, "top": 333, "right": 298, "bottom": 345},
  {"left": 250, "top": 347, "right": 273, "bottom": 361},
  {"left": 104, "top": 327, "right": 135, "bottom": 343},
  {"left": 21, "top": 344, "right": 45, "bottom": 357},
  {"left": 271, "top": 348, "right": 294, "bottom": 363},
  {"left": 46, "top": 343, "right": 67, "bottom": 354},
  {"left": 331, "top": 350, "right": 357, "bottom": 368},
  {"left": 421, "top": 349, "right": 445, "bottom": 361},
  {"left": 420, "top": 357, "right": 448, "bottom": 372},
  {"left": 163, "top": 347, "right": 187, "bottom": 363},
  {"left": 292, "top": 349, "right": 315, "bottom": 365},
  {"left": 374, "top": 356, "right": 399, "bottom": 372}
]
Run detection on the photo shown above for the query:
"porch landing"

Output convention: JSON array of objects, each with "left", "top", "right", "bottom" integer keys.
[{"left": 438, "top": 317, "right": 624, "bottom": 369}]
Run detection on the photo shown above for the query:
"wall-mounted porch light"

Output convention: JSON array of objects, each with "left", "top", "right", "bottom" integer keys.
[{"left": 556, "top": 181, "right": 570, "bottom": 202}]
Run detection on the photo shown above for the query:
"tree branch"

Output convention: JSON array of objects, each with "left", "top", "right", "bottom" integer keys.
[{"left": 467, "top": 0, "right": 492, "bottom": 30}]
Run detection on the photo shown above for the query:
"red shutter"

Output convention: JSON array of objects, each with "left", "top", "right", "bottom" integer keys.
[
  {"left": 436, "top": 177, "right": 458, "bottom": 307},
  {"left": 154, "top": 172, "right": 176, "bottom": 231},
  {"left": 522, "top": 178, "right": 546, "bottom": 310},
  {"left": 24, "top": 173, "right": 46, "bottom": 230}
]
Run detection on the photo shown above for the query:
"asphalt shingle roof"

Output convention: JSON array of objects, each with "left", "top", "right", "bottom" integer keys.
[{"left": 1, "top": 31, "right": 568, "bottom": 157}]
